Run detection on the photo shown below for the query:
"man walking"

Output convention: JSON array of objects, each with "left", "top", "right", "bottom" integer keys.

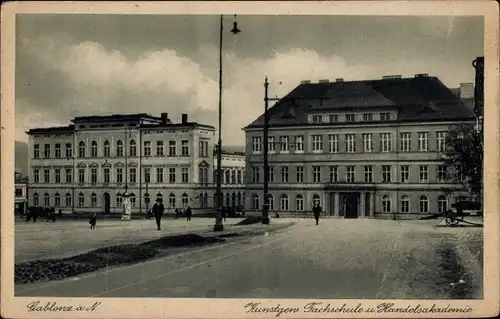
[
  {"left": 153, "top": 198, "right": 164, "bottom": 230},
  {"left": 312, "top": 203, "right": 322, "bottom": 225},
  {"left": 185, "top": 206, "right": 192, "bottom": 221}
]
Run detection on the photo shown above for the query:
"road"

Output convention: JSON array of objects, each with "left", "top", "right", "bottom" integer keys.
[{"left": 15, "top": 218, "right": 483, "bottom": 299}]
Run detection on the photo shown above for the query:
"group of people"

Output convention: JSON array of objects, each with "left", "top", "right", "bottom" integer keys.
[{"left": 24, "top": 206, "right": 61, "bottom": 223}]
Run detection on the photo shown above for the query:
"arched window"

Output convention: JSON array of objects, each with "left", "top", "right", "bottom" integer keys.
[
  {"left": 91, "top": 140, "right": 98, "bottom": 157},
  {"left": 169, "top": 193, "right": 176, "bottom": 209},
  {"left": 267, "top": 194, "right": 274, "bottom": 210},
  {"left": 116, "top": 140, "right": 123, "bottom": 157},
  {"left": 33, "top": 192, "right": 39, "bottom": 206},
  {"left": 312, "top": 194, "right": 321, "bottom": 207},
  {"left": 280, "top": 194, "right": 289, "bottom": 211},
  {"left": 65, "top": 193, "right": 71, "bottom": 207},
  {"left": 225, "top": 170, "right": 230, "bottom": 184},
  {"left": 116, "top": 193, "right": 123, "bottom": 207},
  {"left": 438, "top": 195, "right": 448, "bottom": 213},
  {"left": 237, "top": 170, "right": 242, "bottom": 184},
  {"left": 382, "top": 195, "right": 391, "bottom": 213},
  {"left": 296, "top": 194, "right": 304, "bottom": 211},
  {"left": 130, "top": 193, "right": 136, "bottom": 208},
  {"left": 44, "top": 193, "right": 50, "bottom": 206},
  {"left": 401, "top": 195, "right": 410, "bottom": 213},
  {"left": 54, "top": 193, "right": 61, "bottom": 207},
  {"left": 103, "top": 140, "right": 110, "bottom": 157},
  {"left": 91, "top": 192, "right": 97, "bottom": 207},
  {"left": 182, "top": 193, "right": 189, "bottom": 208},
  {"left": 251, "top": 194, "right": 260, "bottom": 210},
  {"left": 78, "top": 141, "right": 86, "bottom": 158},
  {"left": 78, "top": 192, "right": 85, "bottom": 207},
  {"left": 129, "top": 140, "right": 136, "bottom": 157},
  {"left": 419, "top": 195, "right": 429, "bottom": 213},
  {"left": 237, "top": 192, "right": 242, "bottom": 206}
]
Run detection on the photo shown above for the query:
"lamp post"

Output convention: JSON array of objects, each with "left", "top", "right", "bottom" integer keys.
[
  {"left": 261, "top": 77, "right": 270, "bottom": 224},
  {"left": 214, "top": 14, "right": 241, "bottom": 232},
  {"left": 472, "top": 56, "right": 484, "bottom": 208}
]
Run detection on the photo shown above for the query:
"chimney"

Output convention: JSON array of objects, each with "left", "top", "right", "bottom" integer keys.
[
  {"left": 319, "top": 79, "right": 329, "bottom": 83},
  {"left": 335, "top": 78, "right": 344, "bottom": 82},
  {"left": 382, "top": 75, "right": 402, "bottom": 79},
  {"left": 300, "top": 80, "right": 311, "bottom": 84},
  {"left": 181, "top": 113, "right": 188, "bottom": 124},
  {"left": 415, "top": 73, "right": 429, "bottom": 77},
  {"left": 160, "top": 113, "right": 169, "bottom": 124},
  {"left": 459, "top": 82, "right": 474, "bottom": 99}
]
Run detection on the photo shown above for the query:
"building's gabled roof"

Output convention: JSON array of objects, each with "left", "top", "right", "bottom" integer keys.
[{"left": 244, "top": 76, "right": 475, "bottom": 129}]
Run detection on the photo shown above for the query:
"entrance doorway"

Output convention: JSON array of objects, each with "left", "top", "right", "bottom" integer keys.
[
  {"left": 343, "top": 193, "right": 359, "bottom": 219},
  {"left": 103, "top": 192, "right": 110, "bottom": 213}
]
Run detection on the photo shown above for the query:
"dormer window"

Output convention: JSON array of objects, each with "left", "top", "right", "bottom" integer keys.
[
  {"left": 312, "top": 115, "right": 323, "bottom": 123},
  {"left": 362, "top": 113, "right": 373, "bottom": 121},
  {"left": 380, "top": 112, "right": 391, "bottom": 121},
  {"left": 345, "top": 114, "right": 356, "bottom": 122},
  {"left": 329, "top": 114, "right": 338, "bottom": 123}
]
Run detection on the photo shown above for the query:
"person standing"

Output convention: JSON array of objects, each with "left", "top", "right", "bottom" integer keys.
[
  {"left": 153, "top": 198, "right": 164, "bottom": 230},
  {"left": 312, "top": 203, "right": 322, "bottom": 225},
  {"left": 89, "top": 212, "right": 97, "bottom": 230},
  {"left": 185, "top": 206, "right": 192, "bottom": 221}
]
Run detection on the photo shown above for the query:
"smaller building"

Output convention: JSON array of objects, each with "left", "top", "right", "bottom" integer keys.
[
  {"left": 214, "top": 148, "right": 246, "bottom": 211},
  {"left": 15, "top": 172, "right": 28, "bottom": 216}
]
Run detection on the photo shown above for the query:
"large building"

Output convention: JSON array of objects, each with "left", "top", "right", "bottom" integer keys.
[
  {"left": 243, "top": 74, "right": 475, "bottom": 219},
  {"left": 14, "top": 172, "right": 28, "bottom": 216},
  {"left": 27, "top": 113, "right": 216, "bottom": 215}
]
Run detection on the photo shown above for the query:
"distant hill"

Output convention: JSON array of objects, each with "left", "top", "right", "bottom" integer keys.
[{"left": 15, "top": 141, "right": 28, "bottom": 176}]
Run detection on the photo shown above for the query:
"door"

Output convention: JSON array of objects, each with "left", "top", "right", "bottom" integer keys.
[
  {"left": 344, "top": 193, "right": 359, "bottom": 219},
  {"left": 103, "top": 193, "right": 110, "bottom": 213}
]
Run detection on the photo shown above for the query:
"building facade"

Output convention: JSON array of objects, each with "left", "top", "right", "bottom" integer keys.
[
  {"left": 27, "top": 113, "right": 216, "bottom": 215},
  {"left": 215, "top": 150, "right": 246, "bottom": 210},
  {"left": 15, "top": 172, "right": 28, "bottom": 215},
  {"left": 243, "top": 74, "right": 475, "bottom": 219}
]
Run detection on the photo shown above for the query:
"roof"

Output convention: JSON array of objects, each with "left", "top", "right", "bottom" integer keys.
[
  {"left": 244, "top": 76, "right": 475, "bottom": 129},
  {"left": 140, "top": 122, "right": 215, "bottom": 130},
  {"left": 15, "top": 172, "right": 28, "bottom": 183},
  {"left": 27, "top": 125, "right": 75, "bottom": 135},
  {"left": 72, "top": 113, "right": 159, "bottom": 123}
]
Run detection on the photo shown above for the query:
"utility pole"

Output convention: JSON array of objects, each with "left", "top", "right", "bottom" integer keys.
[
  {"left": 472, "top": 56, "right": 484, "bottom": 208},
  {"left": 262, "top": 77, "right": 270, "bottom": 224}
]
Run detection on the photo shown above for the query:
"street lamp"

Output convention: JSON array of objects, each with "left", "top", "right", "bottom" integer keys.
[{"left": 214, "top": 14, "right": 241, "bottom": 232}]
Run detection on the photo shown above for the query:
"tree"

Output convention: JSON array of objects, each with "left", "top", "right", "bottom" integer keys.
[{"left": 441, "top": 123, "right": 483, "bottom": 203}]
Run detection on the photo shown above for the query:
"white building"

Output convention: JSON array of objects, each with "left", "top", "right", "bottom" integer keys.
[
  {"left": 27, "top": 113, "right": 216, "bottom": 215},
  {"left": 215, "top": 150, "right": 246, "bottom": 210},
  {"left": 15, "top": 172, "right": 28, "bottom": 215}
]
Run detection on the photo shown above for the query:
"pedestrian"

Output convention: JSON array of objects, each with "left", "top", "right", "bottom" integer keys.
[
  {"left": 174, "top": 208, "right": 180, "bottom": 219},
  {"left": 222, "top": 207, "right": 227, "bottom": 222},
  {"left": 25, "top": 207, "right": 31, "bottom": 222},
  {"left": 45, "top": 206, "right": 51, "bottom": 222},
  {"left": 153, "top": 198, "right": 164, "bottom": 230},
  {"left": 58, "top": 208, "right": 62, "bottom": 216},
  {"left": 89, "top": 212, "right": 97, "bottom": 230},
  {"left": 312, "top": 203, "right": 322, "bottom": 225},
  {"left": 32, "top": 207, "right": 38, "bottom": 223},
  {"left": 186, "top": 206, "right": 192, "bottom": 221},
  {"left": 51, "top": 207, "right": 56, "bottom": 222}
]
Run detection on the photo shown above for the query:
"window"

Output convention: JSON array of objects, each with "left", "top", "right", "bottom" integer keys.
[
  {"left": 268, "top": 167, "right": 274, "bottom": 183},
  {"left": 380, "top": 133, "right": 392, "bottom": 152},
  {"left": 281, "top": 167, "right": 289, "bottom": 183},
  {"left": 55, "top": 144, "right": 61, "bottom": 158},
  {"left": 181, "top": 193, "right": 189, "bottom": 208},
  {"left": 280, "top": 136, "right": 289, "bottom": 152},
  {"left": 78, "top": 141, "right": 85, "bottom": 157},
  {"left": 280, "top": 194, "right": 289, "bottom": 211},
  {"left": 54, "top": 193, "right": 60, "bottom": 207},
  {"left": 268, "top": 136, "right": 276, "bottom": 153},
  {"left": 33, "top": 144, "right": 40, "bottom": 158},
  {"left": 116, "top": 168, "right": 123, "bottom": 184},
  {"left": 156, "top": 141, "right": 164, "bottom": 156},
  {"left": 144, "top": 141, "right": 151, "bottom": 157},
  {"left": 312, "top": 194, "right": 321, "bottom": 206},
  {"left": 144, "top": 193, "right": 150, "bottom": 206},
  {"left": 169, "top": 167, "right": 176, "bottom": 183},
  {"left": 129, "top": 140, "right": 137, "bottom": 156},
  {"left": 65, "top": 143, "right": 72, "bottom": 158},
  {"left": 419, "top": 195, "right": 429, "bottom": 213},
  {"left": 400, "top": 133, "right": 411, "bottom": 152},
  {"left": 401, "top": 196, "right": 410, "bottom": 213},
  {"left": 418, "top": 132, "right": 429, "bottom": 151},
  {"left": 362, "top": 134, "right": 373, "bottom": 153},
  {"left": 419, "top": 165, "right": 429, "bottom": 183},
  {"left": 169, "top": 193, "right": 176, "bottom": 209},
  {"left": 237, "top": 170, "right": 242, "bottom": 184},
  {"left": 382, "top": 165, "right": 391, "bottom": 183},
  {"left": 225, "top": 170, "right": 231, "bottom": 184},
  {"left": 91, "top": 168, "right": 97, "bottom": 184},
  {"left": 363, "top": 113, "right": 373, "bottom": 121},
  {"left": 44, "top": 169, "right": 50, "bottom": 183},
  {"left": 380, "top": 112, "right": 391, "bottom": 121},
  {"left": 116, "top": 140, "right": 124, "bottom": 157},
  {"left": 329, "top": 166, "right": 338, "bottom": 183},
  {"left": 65, "top": 193, "right": 71, "bottom": 207},
  {"left": 199, "top": 140, "right": 209, "bottom": 157},
  {"left": 312, "top": 115, "right": 323, "bottom": 123},
  {"left": 296, "top": 166, "right": 304, "bottom": 183},
  {"left": 312, "top": 166, "right": 321, "bottom": 183},
  {"left": 345, "top": 114, "right": 355, "bottom": 122},
  {"left": 364, "top": 166, "right": 373, "bottom": 183},
  {"left": 44, "top": 193, "right": 50, "bottom": 206},
  {"left": 44, "top": 144, "right": 51, "bottom": 158},
  {"left": 329, "top": 114, "right": 338, "bottom": 123},
  {"left": 180, "top": 167, "right": 188, "bottom": 183},
  {"left": 251, "top": 194, "right": 260, "bottom": 210},
  {"left": 33, "top": 193, "right": 39, "bottom": 206},
  {"left": 77, "top": 168, "right": 85, "bottom": 184},
  {"left": 33, "top": 169, "right": 40, "bottom": 183},
  {"left": 116, "top": 194, "right": 123, "bottom": 207},
  {"left": 91, "top": 193, "right": 97, "bottom": 207},
  {"left": 295, "top": 136, "right": 304, "bottom": 152},
  {"left": 55, "top": 170, "right": 62, "bottom": 186},
  {"left": 130, "top": 194, "right": 136, "bottom": 208},
  {"left": 78, "top": 192, "right": 85, "bottom": 207},
  {"left": 231, "top": 170, "right": 236, "bottom": 184},
  {"left": 252, "top": 136, "right": 262, "bottom": 153},
  {"left": 169, "top": 141, "right": 177, "bottom": 156},
  {"left": 181, "top": 140, "right": 189, "bottom": 156},
  {"left": 296, "top": 194, "right": 304, "bottom": 211},
  {"left": 328, "top": 134, "right": 339, "bottom": 153},
  {"left": 382, "top": 195, "right": 391, "bottom": 213},
  {"left": 143, "top": 167, "right": 151, "bottom": 184},
  {"left": 130, "top": 168, "right": 137, "bottom": 183},
  {"left": 346, "top": 166, "right": 355, "bottom": 183},
  {"left": 103, "top": 140, "right": 110, "bottom": 157},
  {"left": 437, "top": 165, "right": 447, "bottom": 183},
  {"left": 436, "top": 132, "right": 447, "bottom": 153},
  {"left": 91, "top": 141, "right": 98, "bottom": 157},
  {"left": 65, "top": 168, "right": 72, "bottom": 183},
  {"left": 345, "top": 134, "right": 356, "bottom": 153},
  {"left": 104, "top": 168, "right": 110, "bottom": 184},
  {"left": 438, "top": 195, "right": 448, "bottom": 213},
  {"left": 200, "top": 167, "right": 208, "bottom": 185},
  {"left": 400, "top": 165, "right": 410, "bottom": 183},
  {"left": 312, "top": 135, "right": 323, "bottom": 153},
  {"left": 252, "top": 166, "right": 260, "bottom": 183},
  {"left": 15, "top": 188, "right": 22, "bottom": 197},
  {"left": 267, "top": 194, "right": 274, "bottom": 210}
]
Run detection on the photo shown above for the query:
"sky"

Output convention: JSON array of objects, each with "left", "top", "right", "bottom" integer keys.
[{"left": 15, "top": 14, "right": 483, "bottom": 146}]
